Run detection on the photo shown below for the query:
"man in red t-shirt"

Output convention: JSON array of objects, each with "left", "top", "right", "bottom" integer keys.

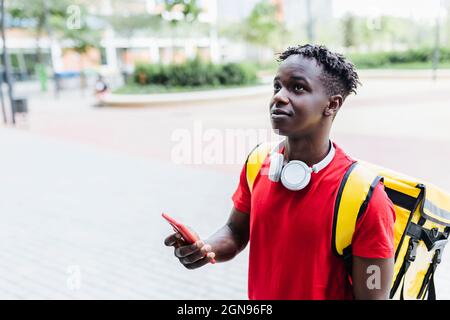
[{"left": 165, "top": 44, "right": 395, "bottom": 300}]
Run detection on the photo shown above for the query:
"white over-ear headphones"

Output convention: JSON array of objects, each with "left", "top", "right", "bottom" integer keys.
[{"left": 268, "top": 140, "right": 335, "bottom": 191}]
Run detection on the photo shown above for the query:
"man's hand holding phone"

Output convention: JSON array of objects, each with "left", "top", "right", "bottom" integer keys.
[{"left": 163, "top": 213, "right": 216, "bottom": 269}]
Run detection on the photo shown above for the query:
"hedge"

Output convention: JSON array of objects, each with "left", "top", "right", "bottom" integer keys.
[
  {"left": 134, "top": 59, "right": 257, "bottom": 87},
  {"left": 349, "top": 47, "right": 450, "bottom": 68}
]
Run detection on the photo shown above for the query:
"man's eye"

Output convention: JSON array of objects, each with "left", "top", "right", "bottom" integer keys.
[
  {"left": 294, "top": 84, "right": 305, "bottom": 92},
  {"left": 274, "top": 84, "right": 281, "bottom": 91}
]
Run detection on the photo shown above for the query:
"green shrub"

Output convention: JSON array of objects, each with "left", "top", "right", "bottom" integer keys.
[
  {"left": 350, "top": 52, "right": 390, "bottom": 68},
  {"left": 438, "top": 47, "right": 450, "bottom": 62},
  {"left": 218, "top": 63, "right": 258, "bottom": 85},
  {"left": 133, "top": 59, "right": 257, "bottom": 87},
  {"left": 349, "top": 47, "right": 450, "bottom": 69}
]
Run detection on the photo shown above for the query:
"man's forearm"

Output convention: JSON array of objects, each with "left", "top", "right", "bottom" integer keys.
[
  {"left": 352, "top": 256, "right": 394, "bottom": 300},
  {"left": 206, "top": 224, "right": 248, "bottom": 263}
]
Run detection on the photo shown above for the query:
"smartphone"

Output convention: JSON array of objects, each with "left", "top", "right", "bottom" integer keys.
[
  {"left": 162, "top": 212, "right": 216, "bottom": 264},
  {"left": 162, "top": 212, "right": 199, "bottom": 244}
]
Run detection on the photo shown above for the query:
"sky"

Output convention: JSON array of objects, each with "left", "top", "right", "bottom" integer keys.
[{"left": 332, "top": 0, "right": 447, "bottom": 20}]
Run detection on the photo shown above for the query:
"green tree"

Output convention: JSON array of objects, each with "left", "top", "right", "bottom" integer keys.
[
  {"left": 220, "top": 0, "right": 288, "bottom": 57},
  {"left": 50, "top": 5, "right": 101, "bottom": 89},
  {"left": 162, "top": 0, "right": 201, "bottom": 24},
  {"left": 7, "top": 0, "right": 70, "bottom": 64},
  {"left": 161, "top": 0, "right": 203, "bottom": 62},
  {"left": 240, "top": 0, "right": 287, "bottom": 51}
]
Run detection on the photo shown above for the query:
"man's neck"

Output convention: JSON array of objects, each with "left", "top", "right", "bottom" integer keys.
[{"left": 284, "top": 133, "right": 331, "bottom": 167}]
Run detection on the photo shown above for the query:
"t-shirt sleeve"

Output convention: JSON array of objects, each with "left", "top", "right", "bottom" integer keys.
[
  {"left": 231, "top": 162, "right": 252, "bottom": 214},
  {"left": 352, "top": 181, "right": 396, "bottom": 259}
]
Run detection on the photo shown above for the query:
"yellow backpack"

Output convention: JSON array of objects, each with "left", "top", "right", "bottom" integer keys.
[{"left": 246, "top": 142, "right": 450, "bottom": 300}]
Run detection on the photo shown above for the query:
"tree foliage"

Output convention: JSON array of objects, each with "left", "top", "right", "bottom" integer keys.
[
  {"left": 7, "top": 0, "right": 100, "bottom": 56},
  {"left": 222, "top": 0, "right": 288, "bottom": 51},
  {"left": 162, "top": 0, "right": 201, "bottom": 23}
]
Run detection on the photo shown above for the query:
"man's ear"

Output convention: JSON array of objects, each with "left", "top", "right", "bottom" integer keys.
[{"left": 324, "top": 95, "right": 343, "bottom": 117}]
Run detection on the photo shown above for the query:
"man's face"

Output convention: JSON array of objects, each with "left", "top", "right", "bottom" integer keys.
[{"left": 270, "top": 55, "right": 331, "bottom": 138}]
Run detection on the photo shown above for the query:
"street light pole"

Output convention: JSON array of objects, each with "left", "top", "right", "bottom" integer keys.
[
  {"left": 0, "top": 73, "right": 6, "bottom": 124},
  {"left": 305, "top": 0, "right": 315, "bottom": 43},
  {"left": 43, "top": 0, "right": 59, "bottom": 98},
  {"left": 0, "top": 4, "right": 5, "bottom": 125},
  {"left": 432, "top": 0, "right": 441, "bottom": 81},
  {"left": 1, "top": 0, "right": 15, "bottom": 125}
]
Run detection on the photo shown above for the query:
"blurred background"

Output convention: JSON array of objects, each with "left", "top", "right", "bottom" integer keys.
[{"left": 0, "top": 0, "right": 449, "bottom": 299}]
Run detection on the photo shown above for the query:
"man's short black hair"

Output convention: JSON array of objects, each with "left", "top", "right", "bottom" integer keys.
[{"left": 277, "top": 44, "right": 361, "bottom": 100}]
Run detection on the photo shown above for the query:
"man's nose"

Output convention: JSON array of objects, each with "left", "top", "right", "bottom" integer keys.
[{"left": 273, "top": 88, "right": 289, "bottom": 105}]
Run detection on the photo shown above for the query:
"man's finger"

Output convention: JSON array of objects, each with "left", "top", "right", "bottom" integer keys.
[
  {"left": 207, "top": 252, "right": 216, "bottom": 261},
  {"left": 164, "top": 233, "right": 181, "bottom": 246},
  {"left": 184, "top": 256, "right": 211, "bottom": 270},
  {"left": 175, "top": 242, "right": 201, "bottom": 258},
  {"left": 180, "top": 247, "right": 209, "bottom": 264},
  {"left": 180, "top": 244, "right": 214, "bottom": 265}
]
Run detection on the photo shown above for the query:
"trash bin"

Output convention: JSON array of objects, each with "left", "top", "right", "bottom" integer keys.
[{"left": 13, "top": 97, "right": 28, "bottom": 114}]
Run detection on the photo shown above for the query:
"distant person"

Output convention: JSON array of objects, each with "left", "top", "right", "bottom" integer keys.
[
  {"left": 94, "top": 74, "right": 109, "bottom": 102},
  {"left": 164, "top": 44, "right": 395, "bottom": 300}
]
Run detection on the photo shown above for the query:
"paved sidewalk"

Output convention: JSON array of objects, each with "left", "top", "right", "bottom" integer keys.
[{"left": 0, "top": 128, "right": 248, "bottom": 299}]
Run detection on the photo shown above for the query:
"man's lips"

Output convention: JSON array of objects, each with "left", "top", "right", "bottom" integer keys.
[{"left": 271, "top": 108, "right": 294, "bottom": 118}]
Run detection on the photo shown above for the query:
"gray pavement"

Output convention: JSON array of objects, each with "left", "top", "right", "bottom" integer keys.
[{"left": 0, "top": 128, "right": 248, "bottom": 299}]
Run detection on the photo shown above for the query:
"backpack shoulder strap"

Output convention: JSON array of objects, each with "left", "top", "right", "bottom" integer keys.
[
  {"left": 245, "top": 141, "right": 276, "bottom": 192},
  {"left": 332, "top": 162, "right": 383, "bottom": 257}
]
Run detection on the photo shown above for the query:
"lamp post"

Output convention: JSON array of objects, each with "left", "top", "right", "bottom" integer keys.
[
  {"left": 1, "top": 0, "right": 15, "bottom": 125},
  {"left": 432, "top": 0, "right": 441, "bottom": 81},
  {"left": 0, "top": 4, "right": 5, "bottom": 125},
  {"left": 0, "top": 76, "right": 6, "bottom": 124},
  {"left": 43, "top": 0, "right": 60, "bottom": 98},
  {"left": 305, "top": 0, "right": 315, "bottom": 43}
]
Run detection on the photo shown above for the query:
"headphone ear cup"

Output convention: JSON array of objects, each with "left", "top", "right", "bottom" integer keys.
[
  {"left": 280, "top": 160, "right": 311, "bottom": 191},
  {"left": 269, "top": 153, "right": 284, "bottom": 182}
]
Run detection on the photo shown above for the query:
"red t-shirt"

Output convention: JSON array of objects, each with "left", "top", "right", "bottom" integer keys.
[{"left": 232, "top": 142, "right": 395, "bottom": 300}]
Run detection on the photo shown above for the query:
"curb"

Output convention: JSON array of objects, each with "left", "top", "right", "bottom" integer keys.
[{"left": 100, "top": 85, "right": 271, "bottom": 107}]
